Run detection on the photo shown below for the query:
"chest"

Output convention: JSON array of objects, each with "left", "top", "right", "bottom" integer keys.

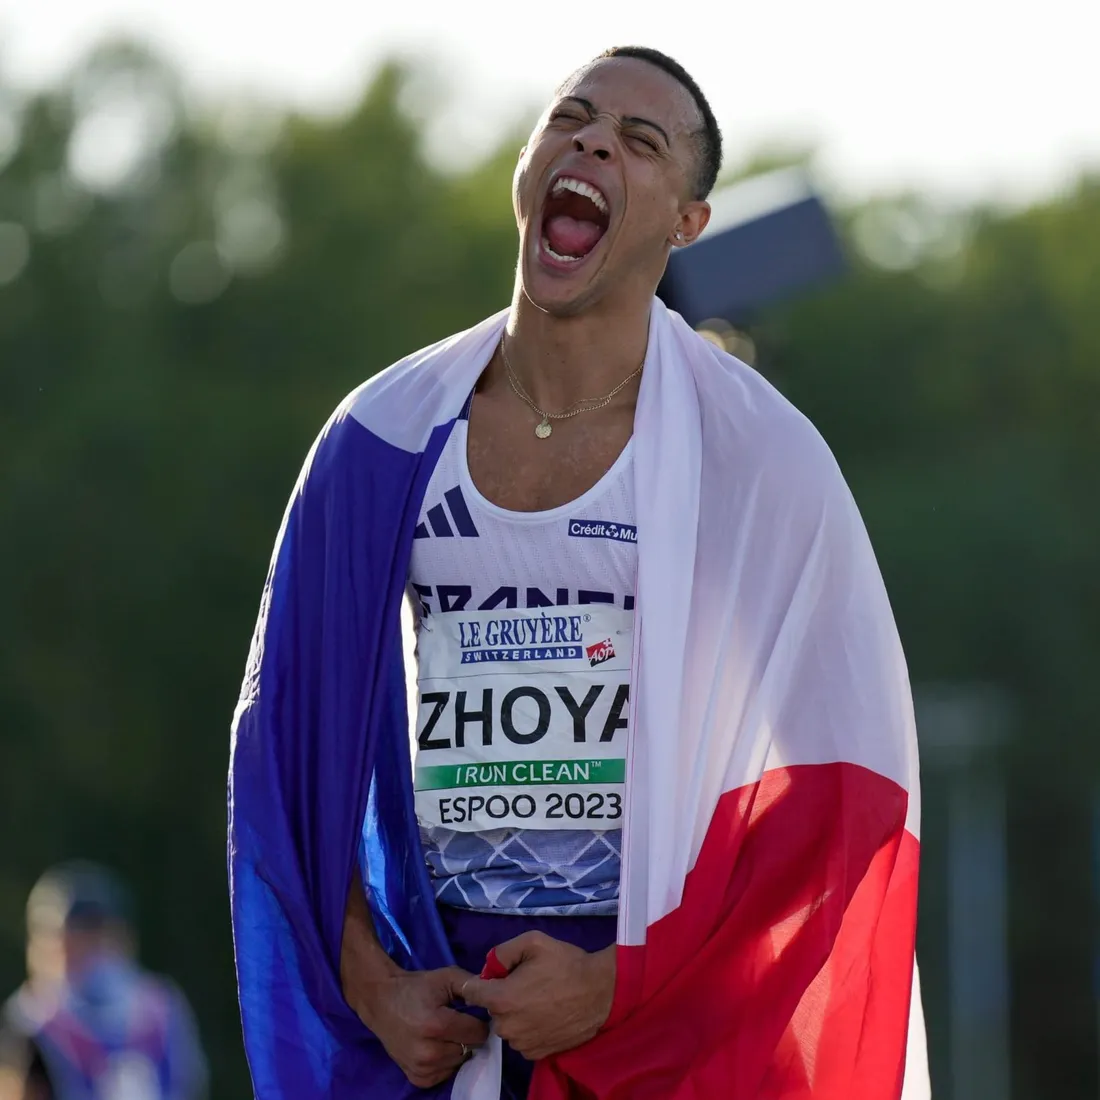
[
  {"left": 465, "top": 395, "right": 635, "bottom": 513},
  {"left": 408, "top": 415, "right": 637, "bottom": 617}
]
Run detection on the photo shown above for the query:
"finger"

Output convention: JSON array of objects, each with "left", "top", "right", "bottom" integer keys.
[
  {"left": 404, "top": 1041, "right": 468, "bottom": 1090},
  {"left": 438, "top": 965, "right": 481, "bottom": 1001},
  {"left": 492, "top": 930, "right": 547, "bottom": 971},
  {"left": 434, "top": 1006, "right": 490, "bottom": 1047},
  {"left": 458, "top": 976, "right": 504, "bottom": 1013}
]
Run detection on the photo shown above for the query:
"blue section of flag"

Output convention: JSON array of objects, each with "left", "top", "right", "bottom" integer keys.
[{"left": 229, "top": 409, "right": 458, "bottom": 1099}]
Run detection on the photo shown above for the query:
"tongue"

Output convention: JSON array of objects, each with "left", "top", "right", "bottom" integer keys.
[{"left": 545, "top": 215, "right": 603, "bottom": 258}]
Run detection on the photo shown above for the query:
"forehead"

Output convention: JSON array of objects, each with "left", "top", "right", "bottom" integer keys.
[{"left": 554, "top": 57, "right": 701, "bottom": 139}]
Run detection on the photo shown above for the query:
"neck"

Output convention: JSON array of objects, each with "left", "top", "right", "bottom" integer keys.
[{"left": 501, "top": 285, "right": 651, "bottom": 410}]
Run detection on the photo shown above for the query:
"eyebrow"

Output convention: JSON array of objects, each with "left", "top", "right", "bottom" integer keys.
[{"left": 560, "top": 96, "right": 671, "bottom": 146}]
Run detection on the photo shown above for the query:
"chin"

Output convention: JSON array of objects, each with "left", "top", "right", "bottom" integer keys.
[{"left": 524, "top": 284, "right": 599, "bottom": 319}]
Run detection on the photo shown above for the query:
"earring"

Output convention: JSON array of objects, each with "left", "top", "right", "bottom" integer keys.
[{"left": 675, "top": 231, "right": 683, "bottom": 242}]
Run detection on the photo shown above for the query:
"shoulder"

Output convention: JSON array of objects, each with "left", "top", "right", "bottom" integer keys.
[
  {"left": 286, "top": 311, "right": 504, "bottom": 502},
  {"left": 335, "top": 310, "right": 507, "bottom": 454},
  {"left": 681, "top": 337, "right": 882, "bottom": 601},
  {"left": 691, "top": 337, "right": 851, "bottom": 515}
]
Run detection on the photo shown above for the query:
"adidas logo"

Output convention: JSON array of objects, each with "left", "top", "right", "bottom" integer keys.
[{"left": 414, "top": 486, "right": 480, "bottom": 539}]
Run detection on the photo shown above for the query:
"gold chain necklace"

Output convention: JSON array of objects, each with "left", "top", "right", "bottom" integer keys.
[{"left": 500, "top": 337, "right": 643, "bottom": 439}]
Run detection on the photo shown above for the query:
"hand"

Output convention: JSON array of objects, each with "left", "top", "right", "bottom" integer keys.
[
  {"left": 346, "top": 965, "right": 489, "bottom": 1089},
  {"left": 339, "top": 872, "right": 489, "bottom": 1087},
  {"left": 460, "top": 932, "right": 615, "bottom": 1060}
]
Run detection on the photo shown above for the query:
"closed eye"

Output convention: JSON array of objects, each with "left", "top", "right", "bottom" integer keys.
[
  {"left": 550, "top": 111, "right": 585, "bottom": 125},
  {"left": 628, "top": 133, "right": 659, "bottom": 151}
]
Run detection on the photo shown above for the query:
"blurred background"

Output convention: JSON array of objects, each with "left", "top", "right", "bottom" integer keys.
[{"left": 1, "top": 2, "right": 1098, "bottom": 1098}]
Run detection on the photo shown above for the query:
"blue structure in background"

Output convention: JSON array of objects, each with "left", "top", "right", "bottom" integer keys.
[{"left": 657, "top": 167, "right": 846, "bottom": 329}]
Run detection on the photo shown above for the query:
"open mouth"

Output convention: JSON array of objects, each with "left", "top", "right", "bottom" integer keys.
[{"left": 539, "top": 176, "right": 610, "bottom": 265}]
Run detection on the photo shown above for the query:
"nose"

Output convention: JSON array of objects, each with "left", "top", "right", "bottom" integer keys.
[{"left": 572, "top": 120, "right": 616, "bottom": 162}]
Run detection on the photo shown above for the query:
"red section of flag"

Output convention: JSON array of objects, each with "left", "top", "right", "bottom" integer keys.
[
  {"left": 531, "top": 762, "right": 919, "bottom": 1099},
  {"left": 480, "top": 948, "right": 511, "bottom": 981}
]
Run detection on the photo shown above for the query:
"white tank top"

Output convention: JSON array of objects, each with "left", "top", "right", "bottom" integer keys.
[{"left": 408, "top": 405, "right": 637, "bottom": 914}]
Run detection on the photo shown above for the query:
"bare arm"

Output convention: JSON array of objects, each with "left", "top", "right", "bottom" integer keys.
[
  {"left": 340, "top": 875, "right": 489, "bottom": 1088},
  {"left": 340, "top": 873, "right": 403, "bottom": 999}
]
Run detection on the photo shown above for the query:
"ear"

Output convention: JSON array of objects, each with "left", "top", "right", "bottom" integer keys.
[{"left": 672, "top": 200, "right": 711, "bottom": 247}]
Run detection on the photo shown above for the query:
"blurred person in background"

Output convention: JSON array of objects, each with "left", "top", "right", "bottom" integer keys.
[
  {"left": 0, "top": 863, "right": 207, "bottom": 1100},
  {"left": 231, "top": 44, "right": 925, "bottom": 1100}
]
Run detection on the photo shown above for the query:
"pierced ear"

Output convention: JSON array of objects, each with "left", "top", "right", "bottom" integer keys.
[{"left": 677, "top": 201, "right": 712, "bottom": 247}]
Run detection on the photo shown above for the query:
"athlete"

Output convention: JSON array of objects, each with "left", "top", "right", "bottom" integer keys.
[
  {"left": 0, "top": 863, "right": 207, "bottom": 1100},
  {"left": 340, "top": 45, "right": 717, "bottom": 1098},
  {"left": 230, "top": 45, "right": 926, "bottom": 1100}
]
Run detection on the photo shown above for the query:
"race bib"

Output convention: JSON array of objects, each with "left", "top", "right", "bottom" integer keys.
[{"left": 413, "top": 604, "right": 632, "bottom": 832}]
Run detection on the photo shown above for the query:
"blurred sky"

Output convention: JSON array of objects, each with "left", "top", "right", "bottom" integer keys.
[{"left": 1, "top": 0, "right": 1097, "bottom": 203}]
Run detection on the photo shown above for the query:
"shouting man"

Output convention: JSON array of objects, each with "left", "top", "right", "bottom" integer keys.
[{"left": 229, "top": 46, "right": 928, "bottom": 1100}]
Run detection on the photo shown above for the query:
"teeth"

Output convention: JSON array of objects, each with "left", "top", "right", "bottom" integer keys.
[
  {"left": 541, "top": 236, "right": 583, "bottom": 263},
  {"left": 551, "top": 176, "right": 609, "bottom": 215}
]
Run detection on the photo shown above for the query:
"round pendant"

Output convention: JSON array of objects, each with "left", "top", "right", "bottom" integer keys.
[{"left": 534, "top": 420, "right": 552, "bottom": 439}]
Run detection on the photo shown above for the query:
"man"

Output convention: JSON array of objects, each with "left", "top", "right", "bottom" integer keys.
[
  {"left": 230, "top": 46, "right": 927, "bottom": 1100},
  {"left": 0, "top": 863, "right": 207, "bottom": 1100}
]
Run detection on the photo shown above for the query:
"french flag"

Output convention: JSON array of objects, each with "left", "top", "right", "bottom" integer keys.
[{"left": 229, "top": 301, "right": 928, "bottom": 1099}]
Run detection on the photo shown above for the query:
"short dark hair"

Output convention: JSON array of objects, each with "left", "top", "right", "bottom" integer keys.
[{"left": 594, "top": 46, "right": 723, "bottom": 201}]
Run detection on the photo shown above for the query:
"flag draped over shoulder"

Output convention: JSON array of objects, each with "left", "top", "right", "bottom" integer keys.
[{"left": 228, "top": 301, "right": 928, "bottom": 1100}]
